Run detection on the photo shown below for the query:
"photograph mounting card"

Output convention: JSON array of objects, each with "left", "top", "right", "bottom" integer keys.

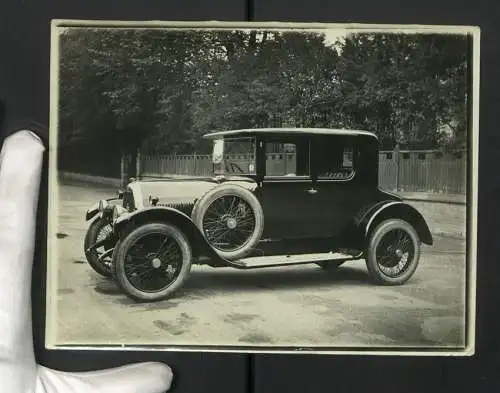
[{"left": 46, "top": 20, "right": 479, "bottom": 355}]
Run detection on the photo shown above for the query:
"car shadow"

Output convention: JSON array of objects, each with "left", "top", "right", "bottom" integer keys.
[
  {"left": 92, "top": 264, "right": 373, "bottom": 304},
  {"left": 180, "top": 264, "right": 373, "bottom": 294}
]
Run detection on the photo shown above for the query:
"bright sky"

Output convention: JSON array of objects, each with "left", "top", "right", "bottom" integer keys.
[
  {"left": 57, "top": 25, "right": 351, "bottom": 52},
  {"left": 322, "top": 30, "right": 349, "bottom": 47}
]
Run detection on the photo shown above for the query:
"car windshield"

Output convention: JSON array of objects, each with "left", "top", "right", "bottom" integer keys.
[{"left": 212, "top": 137, "right": 256, "bottom": 175}]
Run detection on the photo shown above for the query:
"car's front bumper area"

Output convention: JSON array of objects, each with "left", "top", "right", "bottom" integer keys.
[
  {"left": 85, "top": 202, "right": 100, "bottom": 221},
  {"left": 85, "top": 197, "right": 128, "bottom": 224}
]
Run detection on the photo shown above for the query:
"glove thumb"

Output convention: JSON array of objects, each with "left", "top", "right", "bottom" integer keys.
[{"left": 36, "top": 362, "right": 173, "bottom": 393}]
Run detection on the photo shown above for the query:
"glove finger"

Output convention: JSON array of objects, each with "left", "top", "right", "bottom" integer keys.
[
  {"left": 37, "top": 362, "right": 173, "bottom": 393},
  {"left": 0, "top": 130, "right": 44, "bottom": 389}
]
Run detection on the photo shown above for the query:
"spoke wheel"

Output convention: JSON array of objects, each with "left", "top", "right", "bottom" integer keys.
[
  {"left": 112, "top": 223, "right": 192, "bottom": 302},
  {"left": 202, "top": 195, "right": 256, "bottom": 252},
  {"left": 375, "top": 228, "right": 415, "bottom": 277},
  {"left": 192, "top": 184, "right": 264, "bottom": 260},
  {"left": 84, "top": 217, "right": 115, "bottom": 278},
  {"left": 366, "top": 219, "right": 420, "bottom": 285}
]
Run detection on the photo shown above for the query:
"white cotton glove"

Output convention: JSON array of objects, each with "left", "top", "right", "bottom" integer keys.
[{"left": 0, "top": 130, "right": 173, "bottom": 393}]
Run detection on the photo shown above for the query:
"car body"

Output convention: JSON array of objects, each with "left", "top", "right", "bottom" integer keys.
[{"left": 84, "top": 128, "right": 433, "bottom": 302}]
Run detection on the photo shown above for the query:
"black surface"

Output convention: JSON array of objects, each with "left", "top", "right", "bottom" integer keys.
[
  {"left": 253, "top": 1, "right": 497, "bottom": 393},
  {"left": 0, "top": 0, "right": 245, "bottom": 139},
  {"left": 1, "top": 2, "right": 249, "bottom": 393}
]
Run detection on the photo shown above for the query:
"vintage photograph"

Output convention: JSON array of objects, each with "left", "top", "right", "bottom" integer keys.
[{"left": 46, "top": 21, "right": 479, "bottom": 354}]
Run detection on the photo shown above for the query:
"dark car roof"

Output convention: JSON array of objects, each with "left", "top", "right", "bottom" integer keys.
[{"left": 203, "top": 127, "right": 378, "bottom": 140}]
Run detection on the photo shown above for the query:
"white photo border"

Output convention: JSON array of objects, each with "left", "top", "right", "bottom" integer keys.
[{"left": 46, "top": 19, "right": 480, "bottom": 356}]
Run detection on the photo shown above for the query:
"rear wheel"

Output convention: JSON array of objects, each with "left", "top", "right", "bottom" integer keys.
[
  {"left": 192, "top": 184, "right": 264, "bottom": 260},
  {"left": 112, "top": 223, "right": 193, "bottom": 302},
  {"left": 365, "top": 219, "right": 421, "bottom": 285},
  {"left": 83, "top": 217, "right": 114, "bottom": 278}
]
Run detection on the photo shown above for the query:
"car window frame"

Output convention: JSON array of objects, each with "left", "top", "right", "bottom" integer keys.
[
  {"left": 313, "top": 136, "right": 357, "bottom": 183},
  {"left": 216, "top": 136, "right": 258, "bottom": 176},
  {"left": 261, "top": 136, "right": 312, "bottom": 182}
]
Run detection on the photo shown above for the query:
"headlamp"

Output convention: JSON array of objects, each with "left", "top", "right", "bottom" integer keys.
[
  {"left": 98, "top": 199, "right": 108, "bottom": 212},
  {"left": 112, "top": 205, "right": 128, "bottom": 222}
]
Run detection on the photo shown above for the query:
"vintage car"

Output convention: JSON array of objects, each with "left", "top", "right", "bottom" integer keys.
[{"left": 84, "top": 128, "right": 433, "bottom": 302}]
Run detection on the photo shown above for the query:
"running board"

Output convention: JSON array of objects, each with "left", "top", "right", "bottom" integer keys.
[{"left": 233, "top": 251, "right": 362, "bottom": 269}]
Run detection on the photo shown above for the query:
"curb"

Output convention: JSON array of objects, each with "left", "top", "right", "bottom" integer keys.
[
  {"left": 431, "top": 230, "right": 466, "bottom": 240},
  {"left": 397, "top": 193, "right": 466, "bottom": 206},
  {"left": 59, "top": 172, "right": 121, "bottom": 188},
  {"left": 402, "top": 196, "right": 466, "bottom": 206}
]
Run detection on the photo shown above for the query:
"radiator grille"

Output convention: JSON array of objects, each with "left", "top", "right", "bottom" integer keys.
[{"left": 122, "top": 189, "right": 135, "bottom": 211}]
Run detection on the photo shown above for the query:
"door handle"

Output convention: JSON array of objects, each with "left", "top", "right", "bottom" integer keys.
[{"left": 306, "top": 188, "right": 318, "bottom": 194}]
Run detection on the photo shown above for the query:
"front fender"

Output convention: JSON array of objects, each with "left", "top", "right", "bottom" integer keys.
[
  {"left": 355, "top": 200, "right": 433, "bottom": 246},
  {"left": 113, "top": 207, "right": 224, "bottom": 262}
]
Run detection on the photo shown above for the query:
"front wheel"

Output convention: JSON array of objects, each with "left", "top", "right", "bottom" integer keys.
[
  {"left": 365, "top": 219, "right": 421, "bottom": 285},
  {"left": 112, "top": 223, "right": 193, "bottom": 302},
  {"left": 83, "top": 217, "right": 114, "bottom": 278}
]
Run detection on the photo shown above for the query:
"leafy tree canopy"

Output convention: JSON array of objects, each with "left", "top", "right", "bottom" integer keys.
[{"left": 58, "top": 28, "right": 469, "bottom": 156}]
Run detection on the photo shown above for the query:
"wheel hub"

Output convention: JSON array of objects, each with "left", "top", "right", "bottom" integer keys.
[
  {"left": 151, "top": 257, "right": 162, "bottom": 268},
  {"left": 395, "top": 249, "right": 403, "bottom": 258},
  {"left": 226, "top": 217, "right": 237, "bottom": 229}
]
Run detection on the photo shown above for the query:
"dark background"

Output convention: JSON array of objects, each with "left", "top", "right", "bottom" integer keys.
[{"left": 0, "top": 1, "right": 497, "bottom": 392}]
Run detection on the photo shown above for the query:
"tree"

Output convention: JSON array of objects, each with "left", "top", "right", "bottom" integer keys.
[
  {"left": 189, "top": 30, "right": 341, "bottom": 138},
  {"left": 336, "top": 32, "right": 468, "bottom": 149},
  {"left": 57, "top": 26, "right": 469, "bottom": 178}
]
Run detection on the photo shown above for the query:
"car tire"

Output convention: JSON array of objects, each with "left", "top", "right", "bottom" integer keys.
[
  {"left": 191, "top": 184, "right": 264, "bottom": 260},
  {"left": 365, "top": 219, "right": 421, "bottom": 285},
  {"left": 83, "top": 217, "right": 114, "bottom": 278},
  {"left": 112, "top": 223, "right": 193, "bottom": 302}
]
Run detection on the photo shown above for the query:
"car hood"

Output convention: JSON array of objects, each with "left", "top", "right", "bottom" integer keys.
[{"left": 128, "top": 175, "right": 258, "bottom": 208}]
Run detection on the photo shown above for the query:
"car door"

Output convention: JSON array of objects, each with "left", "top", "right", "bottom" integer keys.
[
  {"left": 309, "top": 135, "right": 370, "bottom": 238},
  {"left": 256, "top": 136, "right": 318, "bottom": 240}
]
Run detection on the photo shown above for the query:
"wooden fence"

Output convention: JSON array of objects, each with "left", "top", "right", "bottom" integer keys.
[
  {"left": 377, "top": 150, "right": 466, "bottom": 194},
  {"left": 139, "top": 150, "right": 467, "bottom": 194}
]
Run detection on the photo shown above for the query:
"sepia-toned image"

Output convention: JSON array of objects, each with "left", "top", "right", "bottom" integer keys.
[{"left": 46, "top": 20, "right": 479, "bottom": 354}]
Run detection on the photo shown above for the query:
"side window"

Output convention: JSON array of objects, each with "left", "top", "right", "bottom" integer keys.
[
  {"left": 265, "top": 140, "right": 310, "bottom": 177},
  {"left": 316, "top": 142, "right": 355, "bottom": 180}
]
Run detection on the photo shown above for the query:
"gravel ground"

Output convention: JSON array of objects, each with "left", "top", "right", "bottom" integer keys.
[{"left": 47, "top": 180, "right": 469, "bottom": 351}]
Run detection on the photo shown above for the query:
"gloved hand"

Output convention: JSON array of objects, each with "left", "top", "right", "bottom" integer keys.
[{"left": 0, "top": 129, "right": 173, "bottom": 393}]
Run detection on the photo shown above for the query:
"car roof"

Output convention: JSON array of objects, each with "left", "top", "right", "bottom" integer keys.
[{"left": 203, "top": 127, "right": 378, "bottom": 140}]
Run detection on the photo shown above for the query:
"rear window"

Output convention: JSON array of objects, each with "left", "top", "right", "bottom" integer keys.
[{"left": 315, "top": 140, "right": 355, "bottom": 180}]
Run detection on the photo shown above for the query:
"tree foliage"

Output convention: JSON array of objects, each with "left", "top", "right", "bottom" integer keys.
[
  {"left": 58, "top": 28, "right": 469, "bottom": 158},
  {"left": 336, "top": 33, "right": 468, "bottom": 148}
]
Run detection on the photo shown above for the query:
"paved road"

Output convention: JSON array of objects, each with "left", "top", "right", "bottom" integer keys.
[{"left": 48, "top": 180, "right": 468, "bottom": 350}]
